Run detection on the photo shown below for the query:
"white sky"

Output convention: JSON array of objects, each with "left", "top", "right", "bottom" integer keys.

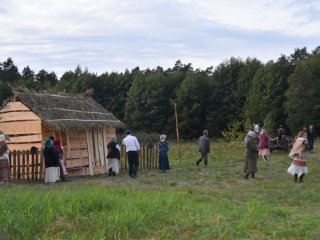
[{"left": 1, "top": 0, "right": 319, "bottom": 77}]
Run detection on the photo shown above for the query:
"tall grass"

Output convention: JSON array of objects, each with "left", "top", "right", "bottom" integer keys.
[{"left": 1, "top": 141, "right": 320, "bottom": 239}]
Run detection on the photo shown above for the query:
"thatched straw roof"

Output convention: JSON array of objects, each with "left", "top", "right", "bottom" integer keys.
[{"left": 9, "top": 89, "right": 125, "bottom": 130}]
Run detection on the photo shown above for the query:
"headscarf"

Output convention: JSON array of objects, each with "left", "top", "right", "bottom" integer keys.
[
  {"left": 53, "top": 139, "right": 63, "bottom": 155},
  {"left": 44, "top": 139, "right": 53, "bottom": 149}
]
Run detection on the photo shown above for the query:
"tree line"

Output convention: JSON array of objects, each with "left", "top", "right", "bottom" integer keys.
[{"left": 1, "top": 46, "right": 320, "bottom": 138}]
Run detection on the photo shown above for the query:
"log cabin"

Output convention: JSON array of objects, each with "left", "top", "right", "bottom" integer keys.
[{"left": 0, "top": 89, "right": 125, "bottom": 176}]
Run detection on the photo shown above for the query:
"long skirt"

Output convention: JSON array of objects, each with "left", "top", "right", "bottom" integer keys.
[
  {"left": 0, "top": 158, "right": 10, "bottom": 182},
  {"left": 243, "top": 158, "right": 257, "bottom": 174},
  {"left": 259, "top": 148, "right": 270, "bottom": 156},
  {"left": 60, "top": 160, "right": 68, "bottom": 175},
  {"left": 159, "top": 153, "right": 170, "bottom": 171},
  {"left": 287, "top": 157, "right": 308, "bottom": 177},
  {"left": 45, "top": 167, "right": 60, "bottom": 183},
  {"left": 108, "top": 158, "right": 120, "bottom": 174}
]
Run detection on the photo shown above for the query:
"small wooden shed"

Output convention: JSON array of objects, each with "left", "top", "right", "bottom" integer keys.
[{"left": 0, "top": 89, "right": 125, "bottom": 176}]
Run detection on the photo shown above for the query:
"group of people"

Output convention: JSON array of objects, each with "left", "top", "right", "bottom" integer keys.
[
  {"left": 244, "top": 124, "right": 316, "bottom": 183},
  {"left": 107, "top": 130, "right": 170, "bottom": 178},
  {"left": 43, "top": 136, "right": 68, "bottom": 183}
]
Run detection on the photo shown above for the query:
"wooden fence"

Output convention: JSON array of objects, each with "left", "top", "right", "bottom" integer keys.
[{"left": 8, "top": 144, "right": 159, "bottom": 181}]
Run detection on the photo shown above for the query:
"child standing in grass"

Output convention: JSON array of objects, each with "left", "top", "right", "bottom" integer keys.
[{"left": 259, "top": 129, "right": 270, "bottom": 161}]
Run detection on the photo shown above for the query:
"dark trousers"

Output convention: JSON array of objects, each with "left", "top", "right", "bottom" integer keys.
[
  {"left": 127, "top": 151, "right": 139, "bottom": 176},
  {"left": 197, "top": 152, "right": 208, "bottom": 165}
]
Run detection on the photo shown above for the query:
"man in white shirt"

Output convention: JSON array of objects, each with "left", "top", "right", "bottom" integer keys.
[{"left": 122, "top": 130, "right": 140, "bottom": 178}]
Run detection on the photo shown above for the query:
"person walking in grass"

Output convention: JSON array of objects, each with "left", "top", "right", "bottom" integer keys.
[
  {"left": 122, "top": 130, "right": 140, "bottom": 178},
  {"left": 158, "top": 134, "right": 170, "bottom": 173},
  {"left": 196, "top": 130, "right": 210, "bottom": 166},
  {"left": 287, "top": 131, "right": 308, "bottom": 184},
  {"left": 259, "top": 129, "right": 270, "bottom": 161},
  {"left": 244, "top": 131, "right": 259, "bottom": 179}
]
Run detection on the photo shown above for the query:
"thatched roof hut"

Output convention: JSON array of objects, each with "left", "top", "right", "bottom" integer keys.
[
  {"left": 11, "top": 89, "right": 124, "bottom": 130},
  {"left": 0, "top": 89, "right": 125, "bottom": 176}
]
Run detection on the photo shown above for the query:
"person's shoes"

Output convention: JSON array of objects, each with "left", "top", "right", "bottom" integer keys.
[
  {"left": 196, "top": 160, "right": 200, "bottom": 166},
  {"left": 113, "top": 172, "right": 116, "bottom": 177},
  {"left": 244, "top": 174, "right": 249, "bottom": 179},
  {"left": 204, "top": 162, "right": 208, "bottom": 166},
  {"left": 251, "top": 173, "right": 255, "bottom": 178},
  {"left": 130, "top": 175, "right": 136, "bottom": 178}
]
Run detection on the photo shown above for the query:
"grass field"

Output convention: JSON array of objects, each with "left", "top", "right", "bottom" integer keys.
[{"left": 1, "top": 140, "right": 320, "bottom": 240}]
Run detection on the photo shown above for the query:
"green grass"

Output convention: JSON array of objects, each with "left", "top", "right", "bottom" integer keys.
[{"left": 1, "top": 140, "right": 320, "bottom": 239}]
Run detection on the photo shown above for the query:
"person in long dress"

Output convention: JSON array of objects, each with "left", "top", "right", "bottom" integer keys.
[
  {"left": 158, "top": 134, "right": 170, "bottom": 173},
  {"left": 259, "top": 129, "right": 270, "bottom": 161},
  {"left": 43, "top": 138, "right": 60, "bottom": 183},
  {"left": 244, "top": 131, "right": 259, "bottom": 179},
  {"left": 287, "top": 131, "right": 308, "bottom": 183},
  {"left": 107, "top": 136, "right": 121, "bottom": 176},
  {"left": 53, "top": 139, "right": 68, "bottom": 181},
  {"left": 0, "top": 140, "right": 10, "bottom": 184}
]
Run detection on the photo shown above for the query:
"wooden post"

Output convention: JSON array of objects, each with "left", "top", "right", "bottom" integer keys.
[{"left": 174, "top": 102, "right": 181, "bottom": 163}]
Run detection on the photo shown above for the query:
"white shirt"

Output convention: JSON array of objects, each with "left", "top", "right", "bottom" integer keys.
[{"left": 122, "top": 135, "right": 140, "bottom": 152}]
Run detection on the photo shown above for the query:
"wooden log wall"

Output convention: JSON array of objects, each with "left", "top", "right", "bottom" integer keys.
[{"left": 0, "top": 101, "right": 42, "bottom": 151}]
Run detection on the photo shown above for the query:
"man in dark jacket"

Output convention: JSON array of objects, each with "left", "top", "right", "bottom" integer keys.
[{"left": 196, "top": 130, "right": 210, "bottom": 166}]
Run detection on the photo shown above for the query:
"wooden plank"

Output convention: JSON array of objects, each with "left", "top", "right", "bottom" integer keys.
[
  {"left": 93, "top": 129, "right": 99, "bottom": 167},
  {"left": 97, "top": 130, "right": 105, "bottom": 166},
  {"left": 68, "top": 131, "right": 86, "bottom": 139},
  {"left": 85, "top": 130, "right": 94, "bottom": 176},
  {"left": 102, "top": 127, "right": 108, "bottom": 171},
  {"left": 22, "top": 150, "right": 26, "bottom": 180},
  {"left": 67, "top": 167, "right": 88, "bottom": 177},
  {"left": 0, "top": 101, "right": 30, "bottom": 112},
  {"left": 68, "top": 140, "right": 88, "bottom": 149},
  {"left": 0, "top": 111, "right": 40, "bottom": 122},
  {"left": 7, "top": 143, "right": 42, "bottom": 152},
  {"left": 65, "top": 159, "right": 89, "bottom": 168},
  {"left": 40, "top": 152, "right": 44, "bottom": 180},
  {"left": 35, "top": 151, "right": 39, "bottom": 180},
  {"left": 31, "top": 151, "right": 35, "bottom": 180},
  {"left": 12, "top": 151, "right": 17, "bottom": 180},
  {"left": 9, "top": 134, "right": 42, "bottom": 143},
  {"left": 0, "top": 120, "right": 41, "bottom": 135},
  {"left": 93, "top": 165, "right": 107, "bottom": 175},
  {"left": 67, "top": 149, "right": 89, "bottom": 159},
  {"left": 26, "top": 150, "right": 30, "bottom": 180}
]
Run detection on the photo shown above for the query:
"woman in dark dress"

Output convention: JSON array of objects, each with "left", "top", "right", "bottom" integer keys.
[
  {"left": 43, "top": 138, "right": 60, "bottom": 183},
  {"left": 159, "top": 134, "right": 170, "bottom": 173}
]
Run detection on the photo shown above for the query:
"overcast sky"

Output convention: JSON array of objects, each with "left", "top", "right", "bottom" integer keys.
[{"left": 1, "top": 0, "right": 320, "bottom": 77}]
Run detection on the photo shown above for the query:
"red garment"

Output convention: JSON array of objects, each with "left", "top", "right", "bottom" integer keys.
[
  {"left": 53, "top": 139, "right": 63, "bottom": 157},
  {"left": 259, "top": 133, "right": 269, "bottom": 149}
]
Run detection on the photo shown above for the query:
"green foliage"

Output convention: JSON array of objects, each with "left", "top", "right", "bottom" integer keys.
[
  {"left": 221, "top": 119, "right": 252, "bottom": 142},
  {"left": 263, "top": 111, "right": 277, "bottom": 136},
  {"left": 175, "top": 72, "right": 210, "bottom": 138},
  {"left": 285, "top": 54, "right": 320, "bottom": 133}
]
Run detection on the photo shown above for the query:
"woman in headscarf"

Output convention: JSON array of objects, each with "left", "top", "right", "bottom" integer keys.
[
  {"left": 159, "top": 134, "right": 170, "bottom": 173},
  {"left": 244, "top": 131, "right": 259, "bottom": 179},
  {"left": 107, "top": 136, "right": 121, "bottom": 176},
  {"left": 287, "top": 131, "right": 308, "bottom": 183},
  {"left": 259, "top": 129, "right": 270, "bottom": 161},
  {"left": 53, "top": 139, "right": 68, "bottom": 181},
  {"left": 0, "top": 140, "right": 10, "bottom": 184},
  {"left": 43, "top": 138, "right": 60, "bottom": 183}
]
